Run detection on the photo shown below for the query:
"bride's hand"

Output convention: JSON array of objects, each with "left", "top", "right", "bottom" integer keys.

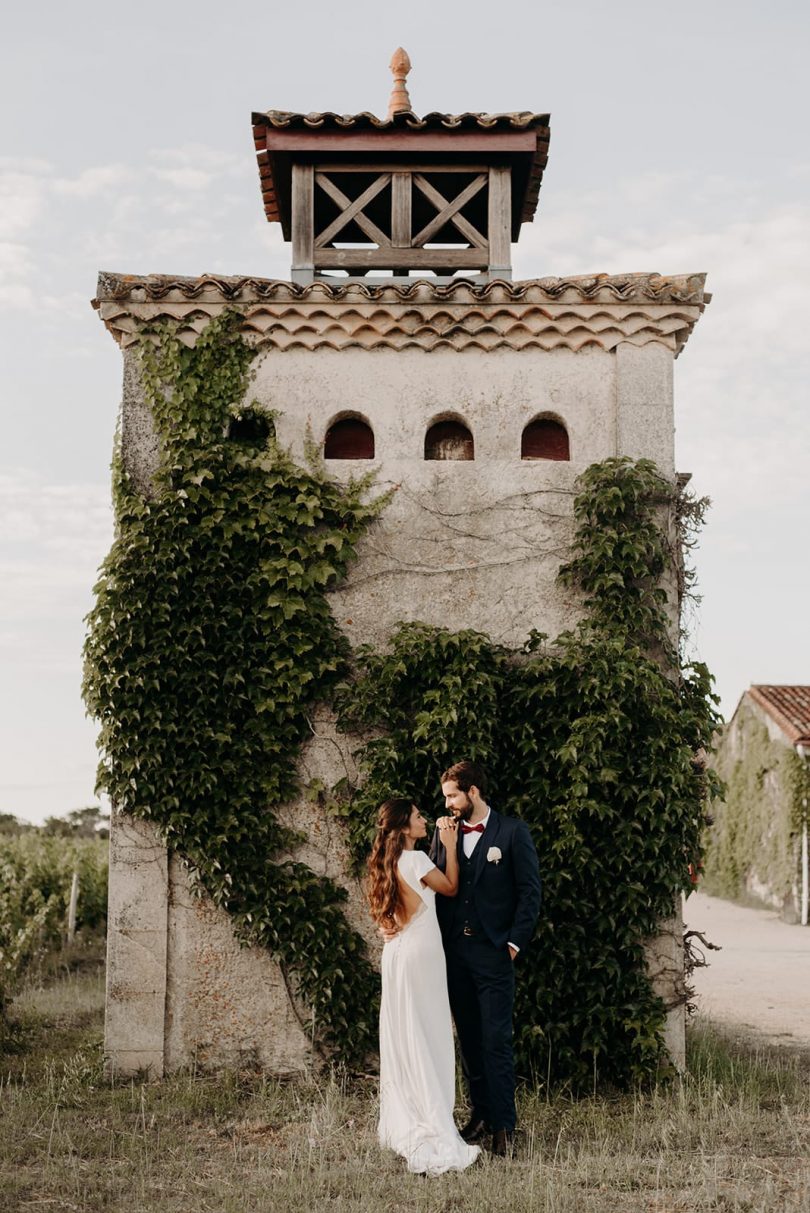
[{"left": 437, "top": 816, "right": 458, "bottom": 846}]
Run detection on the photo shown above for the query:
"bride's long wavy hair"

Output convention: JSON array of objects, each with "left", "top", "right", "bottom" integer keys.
[{"left": 366, "top": 798, "right": 417, "bottom": 928}]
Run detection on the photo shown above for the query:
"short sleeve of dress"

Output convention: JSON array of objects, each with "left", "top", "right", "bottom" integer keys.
[{"left": 399, "top": 849, "right": 436, "bottom": 894}]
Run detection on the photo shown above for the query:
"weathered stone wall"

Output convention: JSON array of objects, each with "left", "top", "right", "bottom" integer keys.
[
  {"left": 104, "top": 814, "right": 168, "bottom": 1076},
  {"left": 99, "top": 274, "right": 706, "bottom": 1075},
  {"left": 704, "top": 696, "right": 801, "bottom": 919}
]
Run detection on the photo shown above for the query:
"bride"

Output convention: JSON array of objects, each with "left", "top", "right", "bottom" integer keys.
[{"left": 366, "top": 798, "right": 480, "bottom": 1176}]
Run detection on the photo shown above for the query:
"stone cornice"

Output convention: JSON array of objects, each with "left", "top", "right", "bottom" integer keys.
[{"left": 93, "top": 272, "right": 709, "bottom": 356}]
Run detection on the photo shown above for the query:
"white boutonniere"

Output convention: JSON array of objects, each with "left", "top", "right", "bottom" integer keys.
[{"left": 487, "top": 846, "right": 502, "bottom": 865}]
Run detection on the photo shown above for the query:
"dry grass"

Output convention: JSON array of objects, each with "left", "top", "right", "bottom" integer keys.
[{"left": 2, "top": 957, "right": 809, "bottom": 1212}]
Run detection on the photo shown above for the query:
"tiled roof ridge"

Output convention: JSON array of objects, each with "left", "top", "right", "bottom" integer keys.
[
  {"left": 251, "top": 109, "right": 550, "bottom": 131},
  {"left": 749, "top": 685, "right": 810, "bottom": 746},
  {"left": 94, "top": 271, "right": 708, "bottom": 307}
]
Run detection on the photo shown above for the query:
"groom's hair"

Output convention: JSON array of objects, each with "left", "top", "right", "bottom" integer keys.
[{"left": 441, "top": 759, "right": 487, "bottom": 796}]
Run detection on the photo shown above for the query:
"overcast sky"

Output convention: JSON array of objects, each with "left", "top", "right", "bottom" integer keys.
[{"left": 1, "top": 0, "right": 808, "bottom": 823}]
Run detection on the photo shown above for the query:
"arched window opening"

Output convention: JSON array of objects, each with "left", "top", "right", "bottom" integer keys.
[
  {"left": 521, "top": 418, "right": 570, "bottom": 461},
  {"left": 227, "top": 409, "right": 274, "bottom": 447},
  {"left": 324, "top": 416, "right": 375, "bottom": 460},
  {"left": 424, "top": 419, "right": 474, "bottom": 461}
]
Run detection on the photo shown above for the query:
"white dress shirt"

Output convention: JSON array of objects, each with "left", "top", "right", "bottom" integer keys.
[{"left": 461, "top": 806, "right": 490, "bottom": 858}]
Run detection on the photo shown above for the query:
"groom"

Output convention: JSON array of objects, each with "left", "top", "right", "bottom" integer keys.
[{"left": 430, "top": 760, "right": 541, "bottom": 1158}]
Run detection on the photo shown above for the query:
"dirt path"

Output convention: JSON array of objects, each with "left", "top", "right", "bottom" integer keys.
[{"left": 683, "top": 891, "right": 810, "bottom": 1048}]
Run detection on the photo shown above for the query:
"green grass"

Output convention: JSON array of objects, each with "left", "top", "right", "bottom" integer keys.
[{"left": 2, "top": 957, "right": 809, "bottom": 1212}]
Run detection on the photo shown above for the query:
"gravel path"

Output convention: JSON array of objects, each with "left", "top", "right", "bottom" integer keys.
[{"left": 683, "top": 891, "right": 810, "bottom": 1047}]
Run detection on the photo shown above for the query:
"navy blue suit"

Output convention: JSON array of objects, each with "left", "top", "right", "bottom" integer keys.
[{"left": 429, "top": 809, "right": 541, "bottom": 1132}]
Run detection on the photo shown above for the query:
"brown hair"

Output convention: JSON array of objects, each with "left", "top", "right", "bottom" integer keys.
[
  {"left": 440, "top": 759, "right": 488, "bottom": 797},
  {"left": 366, "top": 798, "right": 415, "bottom": 928}
]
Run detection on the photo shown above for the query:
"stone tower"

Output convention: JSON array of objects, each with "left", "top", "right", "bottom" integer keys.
[{"left": 94, "top": 56, "right": 708, "bottom": 1077}]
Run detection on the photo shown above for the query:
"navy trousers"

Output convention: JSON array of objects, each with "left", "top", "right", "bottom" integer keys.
[{"left": 445, "top": 933, "right": 516, "bottom": 1132}]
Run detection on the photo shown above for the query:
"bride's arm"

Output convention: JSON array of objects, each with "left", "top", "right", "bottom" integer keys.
[{"left": 422, "top": 817, "right": 459, "bottom": 897}]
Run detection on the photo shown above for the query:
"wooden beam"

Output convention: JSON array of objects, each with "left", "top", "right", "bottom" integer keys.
[
  {"left": 315, "top": 173, "right": 390, "bottom": 247},
  {"left": 487, "top": 165, "right": 512, "bottom": 277},
  {"left": 313, "top": 275, "right": 492, "bottom": 284},
  {"left": 291, "top": 163, "right": 314, "bottom": 284},
  {"left": 412, "top": 174, "right": 487, "bottom": 249},
  {"left": 264, "top": 130, "right": 538, "bottom": 153},
  {"left": 314, "top": 247, "right": 485, "bottom": 269},
  {"left": 314, "top": 172, "right": 392, "bottom": 248},
  {"left": 391, "top": 172, "right": 412, "bottom": 248},
  {"left": 315, "top": 162, "right": 490, "bottom": 173}
]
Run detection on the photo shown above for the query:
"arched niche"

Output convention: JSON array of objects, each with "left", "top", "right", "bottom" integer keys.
[
  {"left": 324, "top": 414, "right": 375, "bottom": 460},
  {"left": 424, "top": 416, "right": 474, "bottom": 461},
  {"left": 521, "top": 416, "right": 570, "bottom": 461}
]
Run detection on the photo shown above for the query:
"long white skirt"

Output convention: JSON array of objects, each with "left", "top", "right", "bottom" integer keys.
[{"left": 379, "top": 903, "right": 480, "bottom": 1176}]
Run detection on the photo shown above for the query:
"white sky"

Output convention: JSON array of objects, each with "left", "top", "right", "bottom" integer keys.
[{"left": 1, "top": 0, "right": 808, "bottom": 823}]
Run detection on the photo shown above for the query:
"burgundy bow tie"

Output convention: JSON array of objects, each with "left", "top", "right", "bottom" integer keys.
[{"left": 461, "top": 823, "right": 485, "bottom": 834}]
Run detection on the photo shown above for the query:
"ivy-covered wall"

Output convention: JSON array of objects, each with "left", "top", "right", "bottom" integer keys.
[
  {"left": 86, "top": 312, "right": 719, "bottom": 1088},
  {"left": 86, "top": 315, "right": 388, "bottom": 1069},
  {"left": 703, "top": 697, "right": 806, "bottom": 916}
]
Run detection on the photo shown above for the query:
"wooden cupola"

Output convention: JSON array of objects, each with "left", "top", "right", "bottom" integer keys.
[{"left": 251, "top": 50, "right": 550, "bottom": 284}]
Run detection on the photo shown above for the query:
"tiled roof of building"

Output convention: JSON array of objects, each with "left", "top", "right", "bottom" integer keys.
[
  {"left": 749, "top": 685, "right": 810, "bottom": 747},
  {"left": 251, "top": 110, "right": 551, "bottom": 235},
  {"left": 92, "top": 271, "right": 709, "bottom": 356},
  {"left": 253, "top": 109, "right": 549, "bottom": 132},
  {"left": 94, "top": 270, "right": 707, "bottom": 307}
]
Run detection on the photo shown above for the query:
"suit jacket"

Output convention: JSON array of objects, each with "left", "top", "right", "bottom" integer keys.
[{"left": 428, "top": 809, "right": 541, "bottom": 952}]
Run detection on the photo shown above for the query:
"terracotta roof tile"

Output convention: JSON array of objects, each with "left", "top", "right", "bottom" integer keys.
[
  {"left": 252, "top": 110, "right": 549, "bottom": 132},
  {"left": 748, "top": 685, "right": 810, "bottom": 747},
  {"left": 92, "top": 271, "right": 709, "bottom": 357},
  {"left": 94, "top": 270, "right": 707, "bottom": 307}
]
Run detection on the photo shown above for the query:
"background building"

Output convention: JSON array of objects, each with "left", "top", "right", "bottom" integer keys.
[{"left": 705, "top": 685, "right": 810, "bottom": 922}]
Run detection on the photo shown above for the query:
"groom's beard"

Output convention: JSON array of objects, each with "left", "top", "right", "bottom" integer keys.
[{"left": 452, "top": 794, "right": 475, "bottom": 823}]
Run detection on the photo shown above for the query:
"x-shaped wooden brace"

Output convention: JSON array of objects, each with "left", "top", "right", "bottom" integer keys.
[
  {"left": 412, "top": 174, "right": 487, "bottom": 249},
  {"left": 314, "top": 173, "right": 392, "bottom": 248}
]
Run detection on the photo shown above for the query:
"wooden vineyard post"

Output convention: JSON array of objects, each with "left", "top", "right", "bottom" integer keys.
[{"left": 67, "top": 870, "right": 79, "bottom": 945}]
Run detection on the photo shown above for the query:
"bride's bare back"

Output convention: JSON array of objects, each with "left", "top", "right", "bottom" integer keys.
[{"left": 396, "top": 873, "right": 424, "bottom": 926}]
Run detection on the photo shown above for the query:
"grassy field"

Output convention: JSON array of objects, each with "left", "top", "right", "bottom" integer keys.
[{"left": 2, "top": 954, "right": 809, "bottom": 1213}]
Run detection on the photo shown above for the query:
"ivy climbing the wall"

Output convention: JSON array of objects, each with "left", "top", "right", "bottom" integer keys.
[
  {"left": 84, "top": 306, "right": 720, "bottom": 1085},
  {"left": 83, "top": 313, "right": 386, "bottom": 1064},
  {"left": 335, "top": 458, "right": 721, "bottom": 1088}
]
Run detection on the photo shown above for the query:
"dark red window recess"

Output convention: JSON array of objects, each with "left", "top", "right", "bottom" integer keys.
[
  {"left": 424, "top": 419, "right": 474, "bottom": 461},
  {"left": 521, "top": 418, "right": 570, "bottom": 461},
  {"left": 324, "top": 416, "right": 375, "bottom": 459}
]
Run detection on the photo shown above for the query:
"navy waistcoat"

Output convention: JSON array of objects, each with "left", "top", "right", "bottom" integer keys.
[{"left": 447, "top": 846, "right": 484, "bottom": 937}]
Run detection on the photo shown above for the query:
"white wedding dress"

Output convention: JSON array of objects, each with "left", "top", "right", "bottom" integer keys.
[{"left": 378, "top": 848, "right": 480, "bottom": 1175}]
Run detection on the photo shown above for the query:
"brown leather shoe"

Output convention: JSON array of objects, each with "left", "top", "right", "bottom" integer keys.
[
  {"left": 459, "top": 1112, "right": 490, "bottom": 1144},
  {"left": 490, "top": 1128, "right": 516, "bottom": 1157}
]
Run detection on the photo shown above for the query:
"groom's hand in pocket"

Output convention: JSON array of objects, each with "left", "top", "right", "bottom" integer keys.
[{"left": 508, "top": 946, "right": 518, "bottom": 961}]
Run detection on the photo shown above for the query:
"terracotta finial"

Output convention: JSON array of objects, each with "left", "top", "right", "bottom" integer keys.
[{"left": 387, "top": 48, "right": 412, "bottom": 119}]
